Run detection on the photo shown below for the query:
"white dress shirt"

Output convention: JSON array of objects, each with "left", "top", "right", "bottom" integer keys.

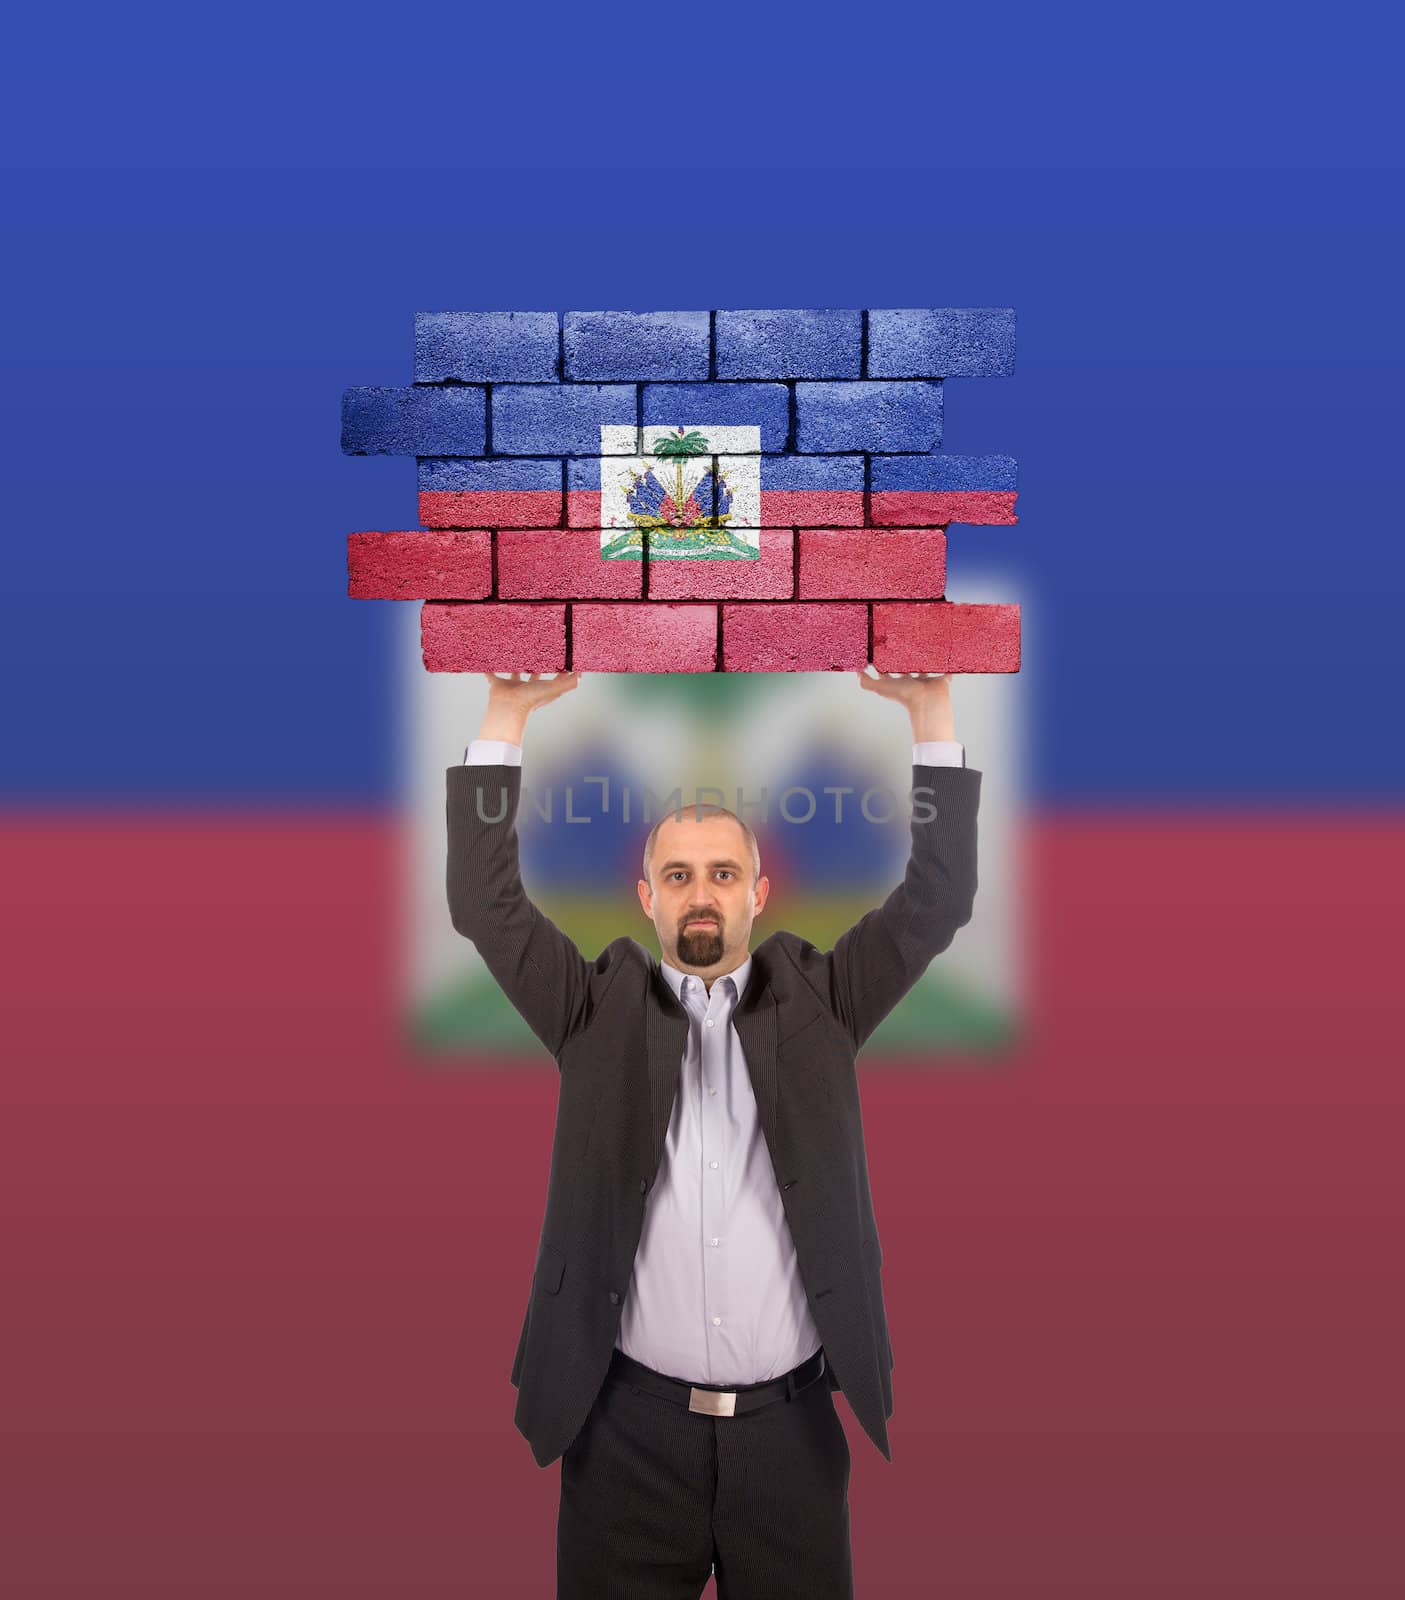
[
  {"left": 619, "top": 950, "right": 825, "bottom": 1384},
  {"left": 462, "top": 733, "right": 965, "bottom": 1382}
]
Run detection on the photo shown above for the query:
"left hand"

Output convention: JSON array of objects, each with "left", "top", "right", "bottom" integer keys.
[{"left": 856, "top": 667, "right": 955, "bottom": 741}]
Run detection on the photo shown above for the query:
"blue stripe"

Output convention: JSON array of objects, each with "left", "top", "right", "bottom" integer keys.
[
  {"left": 870, "top": 454, "right": 1018, "bottom": 491},
  {"left": 418, "top": 458, "right": 560, "bottom": 491}
]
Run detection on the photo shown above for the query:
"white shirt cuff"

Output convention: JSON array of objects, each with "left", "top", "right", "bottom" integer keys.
[
  {"left": 913, "top": 740, "right": 965, "bottom": 767},
  {"left": 464, "top": 739, "right": 524, "bottom": 765}
]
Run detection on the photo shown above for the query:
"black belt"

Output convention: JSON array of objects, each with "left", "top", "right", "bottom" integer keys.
[{"left": 606, "top": 1345, "right": 827, "bottom": 1417}]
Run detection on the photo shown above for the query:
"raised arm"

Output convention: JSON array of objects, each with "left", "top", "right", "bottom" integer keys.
[
  {"left": 446, "top": 670, "right": 589, "bottom": 1060},
  {"left": 825, "top": 671, "right": 981, "bottom": 1050}
]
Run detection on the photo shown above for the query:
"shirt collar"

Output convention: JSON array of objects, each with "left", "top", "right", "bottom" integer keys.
[{"left": 660, "top": 950, "right": 752, "bottom": 1006}]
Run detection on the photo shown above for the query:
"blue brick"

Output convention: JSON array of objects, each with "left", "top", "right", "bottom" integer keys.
[
  {"left": 867, "top": 309, "right": 1016, "bottom": 377},
  {"left": 418, "top": 457, "right": 561, "bottom": 491},
  {"left": 753, "top": 454, "right": 863, "bottom": 491},
  {"left": 414, "top": 312, "right": 559, "bottom": 382},
  {"left": 491, "top": 384, "right": 637, "bottom": 455},
  {"left": 794, "top": 382, "right": 942, "bottom": 453},
  {"left": 869, "top": 453, "right": 1018, "bottom": 491},
  {"left": 641, "top": 383, "right": 789, "bottom": 451},
  {"left": 715, "top": 309, "right": 861, "bottom": 379},
  {"left": 563, "top": 311, "right": 709, "bottom": 381},
  {"left": 340, "top": 386, "right": 485, "bottom": 456}
]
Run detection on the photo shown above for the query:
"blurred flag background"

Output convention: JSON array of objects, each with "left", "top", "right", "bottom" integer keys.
[
  {"left": 1, "top": 26, "right": 1402, "bottom": 1597},
  {"left": 408, "top": 572, "right": 1026, "bottom": 1060}
]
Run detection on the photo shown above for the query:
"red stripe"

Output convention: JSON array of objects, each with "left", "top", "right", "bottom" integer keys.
[
  {"left": 419, "top": 490, "right": 561, "bottom": 529},
  {"left": 759, "top": 489, "right": 864, "bottom": 527},
  {"left": 870, "top": 490, "right": 1018, "bottom": 526}
]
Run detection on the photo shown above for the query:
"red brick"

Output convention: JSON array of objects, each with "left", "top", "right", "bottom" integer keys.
[
  {"left": 872, "top": 601, "right": 1021, "bottom": 672},
  {"left": 870, "top": 602, "right": 951, "bottom": 671},
  {"left": 566, "top": 488, "right": 602, "bottom": 528},
  {"left": 649, "top": 531, "right": 794, "bottom": 601},
  {"left": 421, "top": 601, "right": 566, "bottom": 673},
  {"left": 571, "top": 603, "right": 717, "bottom": 671},
  {"left": 721, "top": 603, "right": 868, "bottom": 671},
  {"left": 797, "top": 529, "right": 946, "bottom": 599},
  {"left": 950, "top": 602, "right": 1021, "bottom": 671},
  {"left": 759, "top": 490, "right": 864, "bottom": 527},
  {"left": 497, "top": 531, "right": 642, "bottom": 599},
  {"left": 347, "top": 530, "right": 489, "bottom": 600}
]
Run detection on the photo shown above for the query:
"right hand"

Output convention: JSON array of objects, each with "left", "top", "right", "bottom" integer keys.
[{"left": 481, "top": 670, "right": 582, "bottom": 713}]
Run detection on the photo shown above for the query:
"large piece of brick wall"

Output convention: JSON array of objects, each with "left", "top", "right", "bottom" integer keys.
[{"left": 342, "top": 308, "right": 1021, "bottom": 673}]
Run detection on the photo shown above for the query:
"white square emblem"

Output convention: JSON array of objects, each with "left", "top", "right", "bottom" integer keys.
[{"left": 599, "top": 424, "right": 761, "bottom": 560}]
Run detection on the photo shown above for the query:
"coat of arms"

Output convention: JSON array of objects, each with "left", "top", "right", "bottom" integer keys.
[{"left": 600, "top": 425, "right": 761, "bottom": 561}]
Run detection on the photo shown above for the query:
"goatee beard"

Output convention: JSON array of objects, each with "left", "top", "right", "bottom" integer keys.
[{"left": 679, "top": 923, "right": 723, "bottom": 963}]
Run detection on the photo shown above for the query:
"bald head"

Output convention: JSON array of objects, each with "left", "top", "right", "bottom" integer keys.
[{"left": 642, "top": 802, "right": 760, "bottom": 890}]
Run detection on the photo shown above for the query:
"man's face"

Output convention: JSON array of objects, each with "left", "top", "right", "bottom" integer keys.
[{"left": 637, "top": 813, "right": 769, "bottom": 975}]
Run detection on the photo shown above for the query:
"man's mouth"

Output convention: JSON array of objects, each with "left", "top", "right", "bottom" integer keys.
[{"left": 687, "top": 919, "right": 717, "bottom": 928}]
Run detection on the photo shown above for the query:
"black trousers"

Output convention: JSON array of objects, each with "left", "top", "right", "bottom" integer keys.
[{"left": 557, "top": 1348, "right": 854, "bottom": 1598}]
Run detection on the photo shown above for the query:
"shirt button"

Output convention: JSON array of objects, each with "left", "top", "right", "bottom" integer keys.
[
  {"left": 709, "top": 1160, "right": 718, "bottom": 1169},
  {"left": 705, "top": 1018, "right": 715, "bottom": 1028},
  {"left": 712, "top": 1316, "right": 722, "bottom": 1326},
  {"left": 709, "top": 1088, "right": 717, "bottom": 1096},
  {"left": 710, "top": 1238, "right": 719, "bottom": 1247}
]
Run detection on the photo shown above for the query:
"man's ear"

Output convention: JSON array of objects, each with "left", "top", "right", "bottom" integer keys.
[
  {"left": 752, "top": 874, "right": 770, "bottom": 919},
  {"left": 636, "top": 878, "right": 653, "bottom": 919}
]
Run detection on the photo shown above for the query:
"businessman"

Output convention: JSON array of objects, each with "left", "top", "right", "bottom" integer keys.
[{"left": 446, "top": 667, "right": 981, "bottom": 1599}]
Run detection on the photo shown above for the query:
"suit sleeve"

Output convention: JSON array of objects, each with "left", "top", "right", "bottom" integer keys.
[
  {"left": 446, "top": 761, "right": 591, "bottom": 1060},
  {"left": 827, "top": 762, "right": 981, "bottom": 1051}
]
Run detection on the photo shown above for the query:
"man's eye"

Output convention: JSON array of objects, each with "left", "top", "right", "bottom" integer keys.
[{"left": 717, "top": 871, "right": 733, "bottom": 880}]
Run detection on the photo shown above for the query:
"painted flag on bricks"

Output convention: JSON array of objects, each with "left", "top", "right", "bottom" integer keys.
[{"left": 341, "top": 308, "right": 1022, "bottom": 675}]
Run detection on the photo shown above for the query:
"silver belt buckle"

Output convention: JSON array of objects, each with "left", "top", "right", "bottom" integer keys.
[{"left": 689, "top": 1385, "right": 737, "bottom": 1417}]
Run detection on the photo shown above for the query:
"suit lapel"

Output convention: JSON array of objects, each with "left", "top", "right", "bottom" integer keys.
[{"left": 644, "top": 954, "right": 778, "bottom": 1165}]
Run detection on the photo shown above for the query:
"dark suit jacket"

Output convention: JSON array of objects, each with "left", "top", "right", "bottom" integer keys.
[{"left": 446, "top": 758, "right": 982, "bottom": 1467}]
